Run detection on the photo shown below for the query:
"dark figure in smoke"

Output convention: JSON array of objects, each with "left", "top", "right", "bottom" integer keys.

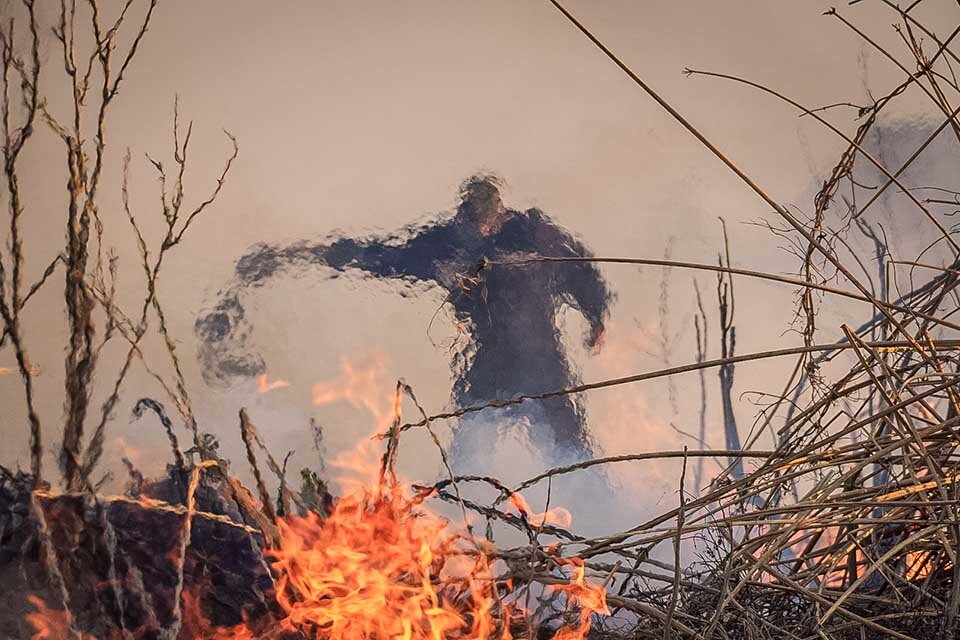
[{"left": 196, "top": 175, "right": 613, "bottom": 461}]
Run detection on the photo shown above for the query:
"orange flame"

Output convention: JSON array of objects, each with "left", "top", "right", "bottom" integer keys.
[
  {"left": 269, "top": 495, "right": 499, "bottom": 638},
  {"left": 25, "top": 596, "right": 91, "bottom": 640},
  {"left": 180, "top": 589, "right": 257, "bottom": 640},
  {"left": 254, "top": 483, "right": 603, "bottom": 639},
  {"left": 312, "top": 351, "right": 395, "bottom": 430},
  {"left": 27, "top": 351, "right": 608, "bottom": 639},
  {"left": 256, "top": 373, "right": 290, "bottom": 393},
  {"left": 548, "top": 557, "right": 610, "bottom": 640},
  {"left": 311, "top": 350, "right": 400, "bottom": 493},
  {"left": 505, "top": 491, "right": 573, "bottom": 529},
  {"left": 0, "top": 364, "right": 41, "bottom": 376},
  {"left": 27, "top": 479, "right": 605, "bottom": 640}
]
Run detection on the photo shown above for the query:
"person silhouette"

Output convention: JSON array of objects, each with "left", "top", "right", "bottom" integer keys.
[{"left": 196, "top": 175, "right": 613, "bottom": 464}]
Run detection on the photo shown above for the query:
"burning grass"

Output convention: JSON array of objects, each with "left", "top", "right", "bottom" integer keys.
[
  {"left": 9, "top": 345, "right": 960, "bottom": 639},
  {"left": 14, "top": 433, "right": 609, "bottom": 639},
  {"left": 4, "top": 0, "right": 960, "bottom": 638}
]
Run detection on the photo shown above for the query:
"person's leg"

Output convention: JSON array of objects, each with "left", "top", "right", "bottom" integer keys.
[{"left": 540, "top": 395, "right": 592, "bottom": 461}]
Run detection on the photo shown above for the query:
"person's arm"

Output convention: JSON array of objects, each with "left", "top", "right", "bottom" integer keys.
[
  {"left": 233, "top": 223, "right": 451, "bottom": 286},
  {"left": 528, "top": 210, "right": 613, "bottom": 349},
  {"left": 197, "top": 223, "right": 451, "bottom": 384}
]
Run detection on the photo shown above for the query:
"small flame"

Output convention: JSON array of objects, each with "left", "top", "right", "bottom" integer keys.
[
  {"left": 256, "top": 373, "right": 290, "bottom": 393},
  {"left": 506, "top": 491, "right": 573, "bottom": 528},
  {"left": 180, "top": 589, "right": 256, "bottom": 639},
  {"left": 25, "top": 596, "right": 92, "bottom": 640},
  {"left": 312, "top": 351, "right": 395, "bottom": 430},
  {"left": 312, "top": 351, "right": 399, "bottom": 493},
  {"left": 548, "top": 557, "right": 610, "bottom": 640},
  {"left": 0, "top": 364, "right": 41, "bottom": 376}
]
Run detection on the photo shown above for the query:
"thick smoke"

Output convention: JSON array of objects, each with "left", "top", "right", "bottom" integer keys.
[{"left": 195, "top": 175, "right": 614, "bottom": 467}]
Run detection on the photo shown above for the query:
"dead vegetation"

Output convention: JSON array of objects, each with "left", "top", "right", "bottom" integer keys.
[{"left": 3, "top": 0, "right": 960, "bottom": 638}]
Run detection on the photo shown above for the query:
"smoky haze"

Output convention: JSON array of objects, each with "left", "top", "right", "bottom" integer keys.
[{"left": 1, "top": 1, "right": 959, "bottom": 531}]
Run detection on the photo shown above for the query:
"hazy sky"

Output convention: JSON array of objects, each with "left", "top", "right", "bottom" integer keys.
[{"left": 2, "top": 1, "right": 958, "bottom": 522}]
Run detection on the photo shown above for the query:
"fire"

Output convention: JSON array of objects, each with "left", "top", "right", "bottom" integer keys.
[
  {"left": 26, "top": 351, "right": 609, "bottom": 638},
  {"left": 548, "top": 558, "right": 610, "bottom": 640},
  {"left": 256, "top": 373, "right": 290, "bottom": 393},
  {"left": 505, "top": 491, "right": 573, "bottom": 528},
  {"left": 268, "top": 492, "right": 501, "bottom": 638},
  {"left": 252, "top": 482, "right": 605, "bottom": 639},
  {"left": 312, "top": 351, "right": 396, "bottom": 431},
  {"left": 311, "top": 350, "right": 402, "bottom": 494},
  {"left": 180, "top": 590, "right": 257, "bottom": 640},
  {"left": 25, "top": 596, "right": 91, "bottom": 640},
  {"left": 0, "top": 363, "right": 41, "bottom": 376}
]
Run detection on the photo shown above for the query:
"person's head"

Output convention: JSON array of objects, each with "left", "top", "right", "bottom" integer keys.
[{"left": 456, "top": 174, "right": 509, "bottom": 236}]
